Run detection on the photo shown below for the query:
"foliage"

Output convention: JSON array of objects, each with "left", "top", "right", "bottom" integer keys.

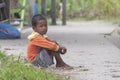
[
  {"left": 66, "top": 0, "right": 120, "bottom": 22},
  {"left": 0, "top": 51, "right": 66, "bottom": 80},
  {"left": 12, "top": 0, "right": 120, "bottom": 22}
]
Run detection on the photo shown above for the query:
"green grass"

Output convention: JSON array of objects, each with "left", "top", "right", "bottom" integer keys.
[{"left": 0, "top": 51, "right": 67, "bottom": 80}]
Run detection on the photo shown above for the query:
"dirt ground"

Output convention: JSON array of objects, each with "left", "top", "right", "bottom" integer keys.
[{"left": 0, "top": 21, "right": 120, "bottom": 80}]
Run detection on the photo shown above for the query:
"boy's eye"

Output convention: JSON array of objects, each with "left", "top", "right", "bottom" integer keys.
[{"left": 39, "top": 24, "right": 47, "bottom": 27}]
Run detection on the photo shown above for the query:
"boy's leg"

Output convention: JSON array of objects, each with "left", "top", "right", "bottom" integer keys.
[
  {"left": 52, "top": 52, "right": 72, "bottom": 68},
  {"left": 32, "top": 49, "right": 54, "bottom": 68}
]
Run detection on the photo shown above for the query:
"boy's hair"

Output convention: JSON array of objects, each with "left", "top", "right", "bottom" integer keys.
[{"left": 32, "top": 14, "right": 46, "bottom": 27}]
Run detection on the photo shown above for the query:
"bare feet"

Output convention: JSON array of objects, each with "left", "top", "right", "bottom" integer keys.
[{"left": 56, "top": 63, "right": 73, "bottom": 69}]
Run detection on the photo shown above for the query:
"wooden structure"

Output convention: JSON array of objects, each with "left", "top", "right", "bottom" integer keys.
[
  {"left": 41, "top": 0, "right": 66, "bottom": 25},
  {"left": 29, "top": 0, "right": 66, "bottom": 25},
  {"left": 0, "top": 0, "right": 66, "bottom": 25},
  {"left": 9, "top": 0, "right": 26, "bottom": 30},
  {"left": 0, "top": 0, "right": 10, "bottom": 23}
]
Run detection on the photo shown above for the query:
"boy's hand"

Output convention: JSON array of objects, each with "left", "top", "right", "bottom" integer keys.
[
  {"left": 58, "top": 46, "right": 67, "bottom": 54},
  {"left": 52, "top": 40, "right": 67, "bottom": 54}
]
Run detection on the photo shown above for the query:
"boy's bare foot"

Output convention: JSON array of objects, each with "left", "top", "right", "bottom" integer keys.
[{"left": 56, "top": 63, "right": 73, "bottom": 69}]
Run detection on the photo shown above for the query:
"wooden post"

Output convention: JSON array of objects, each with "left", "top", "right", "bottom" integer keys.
[
  {"left": 0, "top": 0, "right": 10, "bottom": 22},
  {"left": 51, "top": 0, "right": 56, "bottom": 25},
  {"left": 20, "top": 0, "right": 26, "bottom": 30},
  {"left": 28, "top": 0, "right": 35, "bottom": 26},
  {"left": 5, "top": 0, "right": 10, "bottom": 21},
  {"left": 41, "top": 0, "right": 46, "bottom": 16},
  {"left": 62, "top": 0, "right": 66, "bottom": 25},
  {"left": 28, "top": 0, "right": 35, "bottom": 16}
]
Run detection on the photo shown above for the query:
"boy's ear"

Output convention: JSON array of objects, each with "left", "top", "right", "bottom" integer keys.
[
  {"left": 32, "top": 26, "right": 35, "bottom": 30},
  {"left": 33, "top": 26, "right": 38, "bottom": 32}
]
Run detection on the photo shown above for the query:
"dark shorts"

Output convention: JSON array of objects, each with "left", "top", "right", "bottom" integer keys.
[{"left": 32, "top": 49, "right": 54, "bottom": 68}]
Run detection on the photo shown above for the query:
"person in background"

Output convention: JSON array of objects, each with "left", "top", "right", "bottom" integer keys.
[
  {"left": 34, "top": 0, "right": 39, "bottom": 15},
  {"left": 0, "top": 23, "right": 21, "bottom": 39}
]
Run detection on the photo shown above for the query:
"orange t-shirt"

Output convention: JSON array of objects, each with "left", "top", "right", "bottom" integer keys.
[{"left": 27, "top": 33, "right": 59, "bottom": 61}]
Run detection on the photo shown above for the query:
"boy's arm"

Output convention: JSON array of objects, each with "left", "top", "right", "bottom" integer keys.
[
  {"left": 45, "top": 36, "right": 67, "bottom": 54},
  {"left": 31, "top": 35, "right": 59, "bottom": 51},
  {"left": 45, "top": 37, "right": 59, "bottom": 44}
]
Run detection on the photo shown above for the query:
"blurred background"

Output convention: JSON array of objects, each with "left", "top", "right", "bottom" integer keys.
[{"left": 1, "top": 0, "right": 120, "bottom": 26}]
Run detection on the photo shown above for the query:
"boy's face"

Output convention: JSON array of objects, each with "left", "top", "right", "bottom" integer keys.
[{"left": 34, "top": 19, "right": 47, "bottom": 35}]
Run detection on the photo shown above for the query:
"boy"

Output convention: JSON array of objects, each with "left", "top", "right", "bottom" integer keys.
[{"left": 27, "top": 14, "right": 72, "bottom": 69}]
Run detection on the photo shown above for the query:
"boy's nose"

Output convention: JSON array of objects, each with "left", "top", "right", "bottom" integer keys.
[
  {"left": 42, "top": 26, "right": 47, "bottom": 30},
  {"left": 43, "top": 26, "right": 47, "bottom": 28}
]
